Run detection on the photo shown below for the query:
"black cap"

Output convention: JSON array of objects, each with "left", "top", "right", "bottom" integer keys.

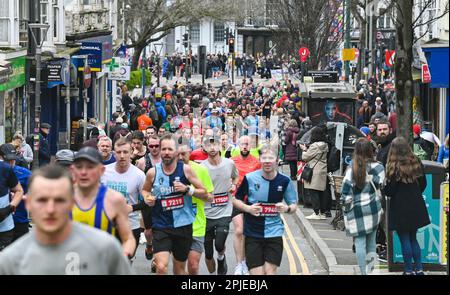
[
  {"left": 41, "top": 123, "right": 52, "bottom": 129},
  {"left": 0, "top": 144, "right": 18, "bottom": 161},
  {"left": 73, "top": 147, "right": 103, "bottom": 164}
]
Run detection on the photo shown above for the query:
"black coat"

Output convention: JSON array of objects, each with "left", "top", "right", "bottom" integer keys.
[
  {"left": 384, "top": 172, "right": 430, "bottom": 232},
  {"left": 38, "top": 131, "right": 51, "bottom": 167}
]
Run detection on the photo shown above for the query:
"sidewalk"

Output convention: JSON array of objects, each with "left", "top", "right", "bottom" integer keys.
[{"left": 293, "top": 201, "right": 447, "bottom": 275}]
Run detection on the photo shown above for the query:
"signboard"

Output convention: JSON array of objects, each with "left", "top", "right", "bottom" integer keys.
[
  {"left": 363, "top": 67, "right": 369, "bottom": 75},
  {"left": 0, "top": 56, "right": 25, "bottom": 92},
  {"left": 440, "top": 182, "right": 449, "bottom": 265},
  {"left": 108, "top": 65, "right": 131, "bottom": 81},
  {"left": 83, "top": 66, "right": 92, "bottom": 89},
  {"left": 342, "top": 48, "right": 356, "bottom": 61},
  {"left": 47, "top": 59, "right": 69, "bottom": 88},
  {"left": 354, "top": 48, "right": 360, "bottom": 60},
  {"left": 298, "top": 47, "right": 310, "bottom": 62},
  {"left": 270, "top": 69, "right": 283, "bottom": 81},
  {"left": 385, "top": 50, "right": 396, "bottom": 67},
  {"left": 422, "top": 64, "right": 432, "bottom": 84},
  {"left": 78, "top": 42, "right": 103, "bottom": 71}
]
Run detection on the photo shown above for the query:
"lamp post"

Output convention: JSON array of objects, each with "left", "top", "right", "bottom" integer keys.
[
  {"left": 28, "top": 23, "right": 50, "bottom": 170},
  {"left": 153, "top": 43, "right": 163, "bottom": 87}
]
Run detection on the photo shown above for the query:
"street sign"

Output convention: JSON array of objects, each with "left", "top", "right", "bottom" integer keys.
[
  {"left": 363, "top": 67, "right": 369, "bottom": 75},
  {"left": 342, "top": 48, "right": 356, "bottom": 61},
  {"left": 298, "top": 47, "right": 310, "bottom": 62},
  {"left": 83, "top": 65, "right": 92, "bottom": 89},
  {"left": 385, "top": 50, "right": 396, "bottom": 67},
  {"left": 422, "top": 64, "right": 432, "bottom": 83},
  {"left": 376, "top": 31, "right": 383, "bottom": 40}
]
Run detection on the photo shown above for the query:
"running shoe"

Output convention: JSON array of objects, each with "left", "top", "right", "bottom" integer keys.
[{"left": 217, "top": 255, "right": 228, "bottom": 275}]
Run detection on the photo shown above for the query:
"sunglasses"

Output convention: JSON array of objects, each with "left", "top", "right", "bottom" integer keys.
[{"left": 148, "top": 145, "right": 160, "bottom": 149}]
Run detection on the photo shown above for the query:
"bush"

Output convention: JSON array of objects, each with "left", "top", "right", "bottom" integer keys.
[{"left": 126, "top": 69, "right": 152, "bottom": 90}]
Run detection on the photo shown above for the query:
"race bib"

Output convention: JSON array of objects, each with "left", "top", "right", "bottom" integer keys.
[
  {"left": 260, "top": 203, "right": 279, "bottom": 217},
  {"left": 161, "top": 195, "right": 184, "bottom": 211},
  {"left": 212, "top": 192, "right": 229, "bottom": 207}
]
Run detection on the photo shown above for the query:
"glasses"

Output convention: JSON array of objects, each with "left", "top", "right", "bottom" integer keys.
[{"left": 148, "top": 145, "right": 160, "bottom": 149}]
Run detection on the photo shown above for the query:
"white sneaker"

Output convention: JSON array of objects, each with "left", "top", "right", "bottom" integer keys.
[
  {"left": 305, "top": 213, "right": 322, "bottom": 220},
  {"left": 241, "top": 261, "right": 249, "bottom": 275},
  {"left": 234, "top": 263, "right": 243, "bottom": 275}
]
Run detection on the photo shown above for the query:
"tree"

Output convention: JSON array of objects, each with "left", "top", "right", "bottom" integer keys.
[
  {"left": 271, "top": 0, "right": 344, "bottom": 70},
  {"left": 389, "top": 0, "right": 449, "bottom": 145},
  {"left": 121, "top": 0, "right": 242, "bottom": 70}
]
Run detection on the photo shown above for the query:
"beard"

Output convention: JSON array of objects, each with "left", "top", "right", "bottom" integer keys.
[
  {"left": 162, "top": 156, "right": 175, "bottom": 165},
  {"left": 240, "top": 150, "right": 250, "bottom": 157}
]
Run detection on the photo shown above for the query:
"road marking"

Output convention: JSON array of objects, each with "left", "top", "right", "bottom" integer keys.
[
  {"left": 282, "top": 215, "right": 310, "bottom": 275},
  {"left": 282, "top": 235, "right": 298, "bottom": 275}
]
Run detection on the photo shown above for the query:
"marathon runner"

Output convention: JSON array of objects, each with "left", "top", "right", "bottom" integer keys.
[
  {"left": 130, "top": 130, "right": 147, "bottom": 171},
  {"left": 201, "top": 135, "right": 239, "bottom": 275},
  {"left": 70, "top": 147, "right": 136, "bottom": 258},
  {"left": 231, "top": 135, "right": 262, "bottom": 275},
  {"left": 141, "top": 134, "right": 208, "bottom": 275},
  {"left": 98, "top": 136, "right": 116, "bottom": 165},
  {"left": 0, "top": 165, "right": 132, "bottom": 275},
  {"left": 233, "top": 145, "right": 298, "bottom": 275},
  {"left": 101, "top": 137, "right": 147, "bottom": 259},
  {"left": 177, "top": 138, "right": 215, "bottom": 275}
]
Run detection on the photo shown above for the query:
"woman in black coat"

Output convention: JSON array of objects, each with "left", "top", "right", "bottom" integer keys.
[
  {"left": 285, "top": 119, "right": 300, "bottom": 180},
  {"left": 383, "top": 137, "right": 430, "bottom": 275}
]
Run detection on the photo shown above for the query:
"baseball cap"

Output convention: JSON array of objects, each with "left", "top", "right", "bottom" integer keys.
[
  {"left": 73, "top": 147, "right": 103, "bottom": 164},
  {"left": 56, "top": 149, "right": 76, "bottom": 166},
  {"left": 0, "top": 144, "right": 18, "bottom": 161},
  {"left": 41, "top": 123, "right": 52, "bottom": 129}
]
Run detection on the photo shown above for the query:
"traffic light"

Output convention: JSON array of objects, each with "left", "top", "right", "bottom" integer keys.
[
  {"left": 224, "top": 28, "right": 230, "bottom": 45},
  {"left": 228, "top": 33, "right": 235, "bottom": 53},
  {"left": 365, "top": 49, "right": 372, "bottom": 65},
  {"left": 183, "top": 33, "right": 189, "bottom": 48}
]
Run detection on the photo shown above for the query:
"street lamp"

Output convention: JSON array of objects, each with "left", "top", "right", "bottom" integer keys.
[
  {"left": 28, "top": 23, "right": 50, "bottom": 170},
  {"left": 121, "top": 3, "right": 131, "bottom": 44}
]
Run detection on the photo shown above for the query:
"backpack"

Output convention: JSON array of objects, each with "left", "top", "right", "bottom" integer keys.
[
  {"left": 413, "top": 143, "right": 428, "bottom": 160},
  {"left": 327, "top": 145, "right": 341, "bottom": 173}
]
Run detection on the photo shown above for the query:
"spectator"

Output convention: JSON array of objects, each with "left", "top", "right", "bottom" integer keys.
[
  {"left": 38, "top": 123, "right": 52, "bottom": 167},
  {"left": 437, "top": 134, "right": 449, "bottom": 168},
  {"left": 285, "top": 120, "right": 300, "bottom": 180}
]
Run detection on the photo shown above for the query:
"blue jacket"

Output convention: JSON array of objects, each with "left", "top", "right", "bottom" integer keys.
[
  {"left": 12, "top": 166, "right": 31, "bottom": 224},
  {"left": 437, "top": 145, "right": 449, "bottom": 164}
]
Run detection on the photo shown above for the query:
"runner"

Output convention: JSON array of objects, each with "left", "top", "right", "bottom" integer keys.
[
  {"left": 231, "top": 135, "right": 262, "bottom": 275},
  {"left": 0, "top": 165, "right": 132, "bottom": 275},
  {"left": 0, "top": 144, "right": 24, "bottom": 251},
  {"left": 141, "top": 134, "right": 208, "bottom": 275},
  {"left": 201, "top": 135, "right": 239, "bottom": 275},
  {"left": 101, "top": 137, "right": 147, "bottom": 259},
  {"left": 70, "top": 147, "right": 136, "bottom": 258},
  {"left": 177, "top": 138, "right": 214, "bottom": 275},
  {"left": 233, "top": 145, "right": 297, "bottom": 275},
  {"left": 98, "top": 136, "right": 116, "bottom": 165},
  {"left": 130, "top": 130, "right": 147, "bottom": 171}
]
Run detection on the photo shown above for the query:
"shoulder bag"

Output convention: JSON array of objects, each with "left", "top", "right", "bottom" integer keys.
[{"left": 301, "top": 152, "right": 324, "bottom": 182}]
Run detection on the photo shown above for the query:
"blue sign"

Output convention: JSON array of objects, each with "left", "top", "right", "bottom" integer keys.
[
  {"left": 392, "top": 174, "right": 442, "bottom": 264},
  {"left": 78, "top": 42, "right": 103, "bottom": 71}
]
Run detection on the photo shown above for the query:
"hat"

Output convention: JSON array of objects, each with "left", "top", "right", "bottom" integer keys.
[
  {"left": 56, "top": 149, "right": 76, "bottom": 166},
  {"left": 413, "top": 124, "right": 421, "bottom": 136},
  {"left": 41, "top": 123, "right": 52, "bottom": 129},
  {"left": 0, "top": 144, "right": 18, "bottom": 161},
  {"left": 116, "top": 117, "right": 124, "bottom": 124},
  {"left": 360, "top": 126, "right": 370, "bottom": 136},
  {"left": 74, "top": 147, "right": 103, "bottom": 164}
]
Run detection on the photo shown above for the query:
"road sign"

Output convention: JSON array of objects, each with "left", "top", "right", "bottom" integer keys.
[
  {"left": 83, "top": 65, "right": 92, "bottom": 89},
  {"left": 422, "top": 64, "right": 431, "bottom": 83},
  {"left": 385, "top": 50, "right": 396, "bottom": 67},
  {"left": 298, "top": 47, "right": 310, "bottom": 62},
  {"left": 376, "top": 31, "right": 383, "bottom": 40},
  {"left": 342, "top": 48, "right": 356, "bottom": 61}
]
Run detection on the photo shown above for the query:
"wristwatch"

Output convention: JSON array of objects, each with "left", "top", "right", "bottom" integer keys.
[{"left": 184, "top": 186, "right": 190, "bottom": 193}]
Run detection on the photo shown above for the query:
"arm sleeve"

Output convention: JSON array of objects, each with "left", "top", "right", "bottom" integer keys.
[
  {"left": 301, "top": 143, "right": 318, "bottom": 162},
  {"left": 235, "top": 176, "right": 249, "bottom": 201},
  {"left": 383, "top": 180, "right": 398, "bottom": 198},
  {"left": 437, "top": 145, "right": 444, "bottom": 163},
  {"left": 284, "top": 181, "right": 298, "bottom": 205}
]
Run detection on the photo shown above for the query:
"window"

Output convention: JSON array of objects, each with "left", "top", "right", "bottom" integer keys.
[
  {"left": 0, "top": 0, "right": 10, "bottom": 43},
  {"left": 265, "top": 0, "right": 276, "bottom": 26},
  {"left": 213, "top": 22, "right": 225, "bottom": 42},
  {"left": 189, "top": 22, "right": 200, "bottom": 43},
  {"left": 53, "top": 6, "right": 58, "bottom": 38},
  {"left": 40, "top": 0, "right": 48, "bottom": 24}
]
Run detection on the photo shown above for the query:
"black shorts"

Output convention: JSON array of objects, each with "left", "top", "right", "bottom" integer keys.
[
  {"left": 245, "top": 236, "right": 283, "bottom": 269},
  {"left": 141, "top": 205, "right": 153, "bottom": 229},
  {"left": 152, "top": 225, "right": 193, "bottom": 262},
  {"left": 205, "top": 216, "right": 232, "bottom": 243},
  {"left": 231, "top": 207, "right": 243, "bottom": 219}
]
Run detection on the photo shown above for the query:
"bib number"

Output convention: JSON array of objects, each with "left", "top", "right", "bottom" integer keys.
[
  {"left": 161, "top": 195, "right": 184, "bottom": 211},
  {"left": 212, "top": 193, "right": 229, "bottom": 207},
  {"left": 260, "top": 203, "right": 278, "bottom": 217}
]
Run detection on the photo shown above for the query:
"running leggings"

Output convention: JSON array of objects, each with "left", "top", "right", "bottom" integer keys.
[{"left": 204, "top": 217, "right": 231, "bottom": 260}]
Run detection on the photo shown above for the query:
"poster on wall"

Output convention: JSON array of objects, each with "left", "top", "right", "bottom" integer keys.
[{"left": 309, "top": 99, "right": 354, "bottom": 126}]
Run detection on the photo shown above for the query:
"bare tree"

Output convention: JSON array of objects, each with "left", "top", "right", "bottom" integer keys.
[
  {"left": 389, "top": 0, "right": 449, "bottom": 144},
  {"left": 271, "top": 0, "right": 344, "bottom": 69},
  {"left": 121, "top": 0, "right": 241, "bottom": 70}
]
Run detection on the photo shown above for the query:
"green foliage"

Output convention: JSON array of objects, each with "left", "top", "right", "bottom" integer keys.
[{"left": 126, "top": 69, "right": 152, "bottom": 90}]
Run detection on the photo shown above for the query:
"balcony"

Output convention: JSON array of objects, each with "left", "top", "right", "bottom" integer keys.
[{"left": 65, "top": 7, "right": 111, "bottom": 37}]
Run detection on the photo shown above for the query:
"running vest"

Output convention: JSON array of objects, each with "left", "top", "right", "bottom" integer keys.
[
  {"left": 71, "top": 184, "right": 117, "bottom": 236},
  {"left": 152, "top": 161, "right": 195, "bottom": 229}
]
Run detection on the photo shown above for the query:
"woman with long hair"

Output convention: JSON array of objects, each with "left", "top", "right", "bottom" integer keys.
[
  {"left": 300, "top": 127, "right": 329, "bottom": 220},
  {"left": 384, "top": 137, "right": 430, "bottom": 275},
  {"left": 341, "top": 137, "right": 385, "bottom": 275}
]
